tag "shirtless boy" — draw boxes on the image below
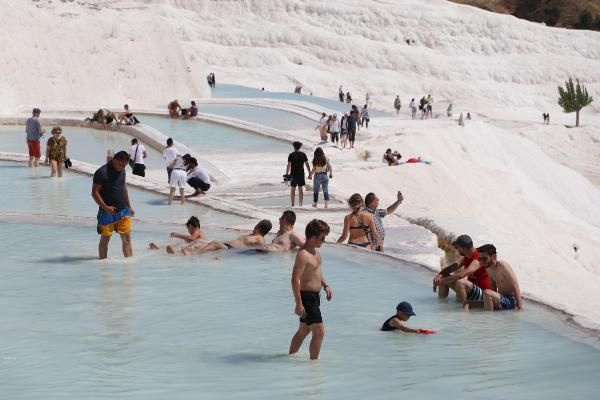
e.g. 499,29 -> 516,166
288,219 -> 332,360
264,211 -> 305,252
149,216 -> 204,254
477,244 -> 523,311
185,219 -> 272,254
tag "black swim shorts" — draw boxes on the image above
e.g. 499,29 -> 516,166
299,291 -> 322,325
290,174 -> 305,187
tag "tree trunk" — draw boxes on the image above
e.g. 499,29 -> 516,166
576,110 -> 580,127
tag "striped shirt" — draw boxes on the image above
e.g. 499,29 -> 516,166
364,207 -> 387,247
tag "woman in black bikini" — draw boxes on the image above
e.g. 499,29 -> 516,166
336,193 -> 383,251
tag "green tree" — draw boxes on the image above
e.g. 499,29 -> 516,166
558,78 -> 593,127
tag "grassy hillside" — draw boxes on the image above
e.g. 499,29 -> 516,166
449,0 -> 600,30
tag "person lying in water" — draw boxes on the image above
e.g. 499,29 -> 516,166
182,219 -> 272,255
264,211 -> 305,252
149,216 -> 204,254
381,301 -> 436,334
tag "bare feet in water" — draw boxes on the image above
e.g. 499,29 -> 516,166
149,242 -> 159,250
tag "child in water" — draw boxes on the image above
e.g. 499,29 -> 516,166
381,301 -> 436,334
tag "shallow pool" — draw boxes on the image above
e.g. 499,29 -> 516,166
140,116 -> 290,154
211,84 -> 390,117
0,125 -> 165,169
0,162 -> 247,227
198,104 -> 313,130
0,219 -> 598,399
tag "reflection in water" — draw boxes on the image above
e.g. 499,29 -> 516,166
88,265 -> 138,380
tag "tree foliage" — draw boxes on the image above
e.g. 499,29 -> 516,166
558,79 -> 593,127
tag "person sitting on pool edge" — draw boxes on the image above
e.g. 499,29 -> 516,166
183,219 -> 272,254
432,234 -> 491,304
463,244 -> 523,312
381,301 -> 436,334
149,216 -> 205,254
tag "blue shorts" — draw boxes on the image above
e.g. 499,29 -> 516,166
97,207 -> 132,236
495,294 -> 516,311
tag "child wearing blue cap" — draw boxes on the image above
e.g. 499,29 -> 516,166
381,301 -> 436,334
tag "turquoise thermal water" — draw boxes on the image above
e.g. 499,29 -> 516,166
0,220 -> 598,399
210,84 -> 391,117
140,116 -> 290,154
0,125 -> 165,168
197,104 -> 314,130
0,162 -> 247,227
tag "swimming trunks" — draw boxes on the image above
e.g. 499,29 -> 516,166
236,248 -> 269,255
348,242 -> 370,248
290,174 -> 305,187
299,291 -> 322,325
495,294 -> 516,311
97,207 -> 132,237
466,283 -> 483,302
27,140 -> 41,158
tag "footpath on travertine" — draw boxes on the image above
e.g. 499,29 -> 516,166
0,108 -> 443,271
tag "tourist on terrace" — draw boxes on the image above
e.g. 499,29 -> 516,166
92,151 -> 135,259
168,100 -> 181,118
363,191 -> 403,252
186,157 -> 211,196
128,138 -> 147,177
337,193 -> 382,251
45,126 -> 68,178
25,107 -> 45,167
308,147 -> 332,209
286,141 -> 310,207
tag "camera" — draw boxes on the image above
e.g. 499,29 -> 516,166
282,174 -> 291,182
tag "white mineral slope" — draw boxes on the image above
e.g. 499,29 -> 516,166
0,0 -> 208,114
161,0 -> 600,115
4,0 -> 600,116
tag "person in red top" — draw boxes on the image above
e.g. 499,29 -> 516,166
432,234 -> 491,303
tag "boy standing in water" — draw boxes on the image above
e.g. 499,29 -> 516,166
289,219 -> 332,360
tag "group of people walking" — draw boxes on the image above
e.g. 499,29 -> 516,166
315,104 -> 369,149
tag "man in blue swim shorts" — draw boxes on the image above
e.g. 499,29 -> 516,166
478,244 -> 523,311
92,151 -> 135,259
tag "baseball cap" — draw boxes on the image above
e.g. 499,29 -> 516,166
32,108 -> 41,113
452,234 -> 473,248
396,301 -> 416,316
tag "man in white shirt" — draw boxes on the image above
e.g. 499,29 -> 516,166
128,138 -> 147,177
186,157 -> 211,196
163,137 -> 180,183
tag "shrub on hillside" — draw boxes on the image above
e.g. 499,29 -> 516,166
557,78 -> 594,127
